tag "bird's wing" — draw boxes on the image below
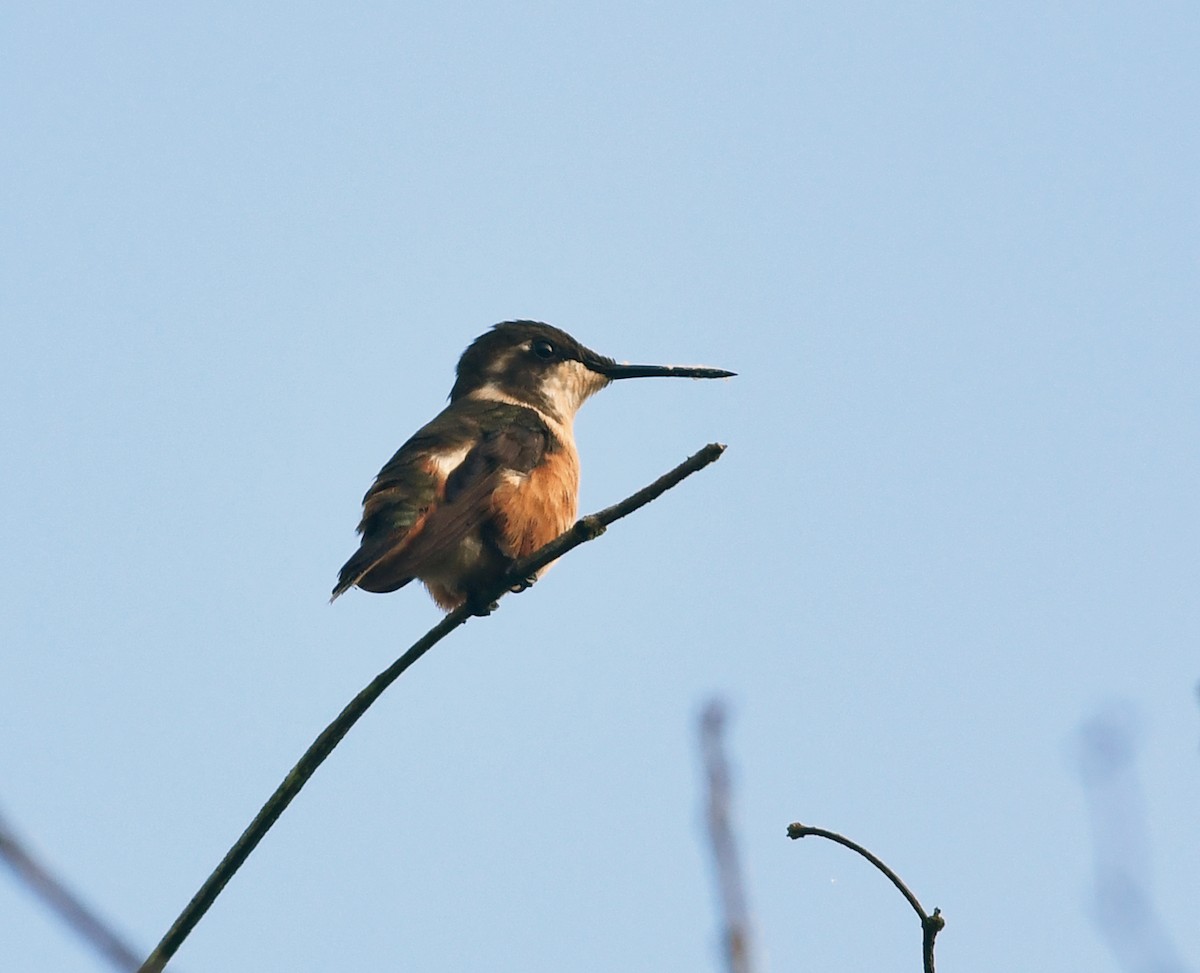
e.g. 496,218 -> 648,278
330,440 -> 445,599
331,401 -> 550,600
402,416 -> 550,571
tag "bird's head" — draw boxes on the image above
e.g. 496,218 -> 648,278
451,320 -> 734,424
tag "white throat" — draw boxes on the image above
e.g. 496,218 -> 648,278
470,359 -> 609,431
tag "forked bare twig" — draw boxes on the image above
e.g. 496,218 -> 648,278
786,821 -> 944,973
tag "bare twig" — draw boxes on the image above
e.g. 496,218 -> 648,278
786,821 -> 944,973
0,807 -> 143,972
137,442 -> 727,973
699,700 -> 754,973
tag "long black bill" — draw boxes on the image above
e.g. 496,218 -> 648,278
601,362 -> 736,380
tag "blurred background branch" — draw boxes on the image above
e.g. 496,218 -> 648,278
0,805 -> 143,972
1075,702 -> 1191,973
699,699 -> 754,973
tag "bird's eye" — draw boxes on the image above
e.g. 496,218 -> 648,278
531,339 -> 555,360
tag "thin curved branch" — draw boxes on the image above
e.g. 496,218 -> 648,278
786,821 -> 944,973
137,442 -> 727,973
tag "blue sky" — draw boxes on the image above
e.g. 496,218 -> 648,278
2,2 -> 1198,971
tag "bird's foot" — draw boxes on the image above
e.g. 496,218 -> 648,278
509,574 -> 538,594
466,596 -> 501,617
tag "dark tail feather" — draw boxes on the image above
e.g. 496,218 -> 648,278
331,544 -> 414,602
330,574 -> 356,602
330,566 -> 358,602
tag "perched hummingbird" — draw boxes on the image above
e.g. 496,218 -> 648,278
332,320 -> 733,612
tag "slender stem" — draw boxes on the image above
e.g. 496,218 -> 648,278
137,443 -> 726,973
923,908 -> 944,973
786,821 -> 944,973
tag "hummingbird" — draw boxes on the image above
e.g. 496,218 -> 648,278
332,320 -> 733,612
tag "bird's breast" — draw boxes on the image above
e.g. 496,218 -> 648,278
492,442 -> 580,559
